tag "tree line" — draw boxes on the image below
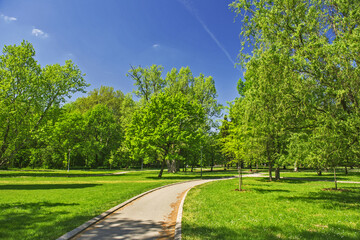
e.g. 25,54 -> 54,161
0,41 -> 225,177
2,1 -> 360,182
220,0 -> 360,187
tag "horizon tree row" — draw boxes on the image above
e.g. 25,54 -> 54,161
0,41 -> 226,176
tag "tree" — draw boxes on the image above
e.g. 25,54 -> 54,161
0,41 -> 88,167
230,0 -> 360,186
127,65 -> 165,103
126,92 -> 205,177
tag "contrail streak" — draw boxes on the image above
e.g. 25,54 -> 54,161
178,0 -> 238,68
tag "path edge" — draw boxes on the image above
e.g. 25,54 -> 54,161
174,187 -> 191,240
174,177 -> 236,240
57,179 -> 207,240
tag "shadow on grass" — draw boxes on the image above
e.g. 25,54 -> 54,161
0,183 -> 100,190
72,217 -> 174,240
0,201 -> 81,239
278,187 -> 360,210
251,188 -> 290,194
0,171 -> 126,178
146,175 -> 236,180
255,178 -> 310,184
182,223 -> 360,240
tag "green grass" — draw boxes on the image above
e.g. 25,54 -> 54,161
280,169 -> 360,182
182,177 -> 360,240
0,168 -> 238,240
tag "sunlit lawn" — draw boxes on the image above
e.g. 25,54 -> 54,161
182,176 -> 360,240
281,169 -> 360,182
0,168 -> 238,240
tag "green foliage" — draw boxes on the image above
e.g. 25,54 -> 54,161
126,92 -> 206,177
127,65 -> 222,174
0,41 -> 88,167
226,0 -> 360,182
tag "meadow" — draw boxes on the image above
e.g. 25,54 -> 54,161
182,169 -> 360,240
1,168 -> 359,239
0,168 -> 237,239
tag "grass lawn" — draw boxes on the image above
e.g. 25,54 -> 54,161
0,168 -> 238,240
182,176 -> 360,240
280,169 -> 360,182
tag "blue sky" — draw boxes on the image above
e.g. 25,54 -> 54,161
0,0 -> 243,105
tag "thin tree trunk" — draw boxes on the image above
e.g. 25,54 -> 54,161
345,166 -> 348,175
275,167 -> 280,180
334,167 -> 337,190
238,161 -> 243,191
211,156 -> 214,172
158,160 -> 166,178
268,162 -> 273,181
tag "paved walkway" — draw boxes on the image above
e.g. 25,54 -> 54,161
71,179 -> 218,240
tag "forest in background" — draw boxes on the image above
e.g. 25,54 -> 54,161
1,0 -> 360,180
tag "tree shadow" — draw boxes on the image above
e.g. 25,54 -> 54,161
182,222 -> 360,240
0,183 -> 100,190
255,178 -> 309,184
0,171 -> 125,178
73,217 -> 173,240
251,188 -> 290,194
280,179 -> 307,184
146,175 -> 236,180
277,187 -> 360,210
0,201 -> 80,239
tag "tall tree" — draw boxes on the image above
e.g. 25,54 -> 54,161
125,92 -> 205,177
230,0 -> 360,186
127,65 -> 165,103
0,41 -> 88,167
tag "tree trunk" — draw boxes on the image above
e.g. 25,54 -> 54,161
238,161 -> 243,191
211,156 -> 214,172
294,161 -> 298,172
275,167 -> 280,180
345,166 -> 348,175
268,162 -> 273,181
158,160 -> 166,178
334,167 -> 337,190
317,169 -> 322,176
167,160 -> 176,173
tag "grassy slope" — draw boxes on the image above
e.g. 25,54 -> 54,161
182,176 -> 360,240
0,169 -> 238,240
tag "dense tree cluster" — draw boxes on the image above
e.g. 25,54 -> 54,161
3,1 -> 359,183
221,0 -> 360,186
0,42 -> 224,177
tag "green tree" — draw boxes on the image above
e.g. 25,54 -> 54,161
0,41 -> 87,167
230,0 -> 360,186
126,92 -> 205,177
127,65 -> 165,103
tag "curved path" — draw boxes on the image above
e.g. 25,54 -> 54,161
69,179 -> 220,240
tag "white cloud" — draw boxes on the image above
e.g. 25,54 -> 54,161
1,14 -> 17,22
152,44 -> 160,49
32,28 -> 49,38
